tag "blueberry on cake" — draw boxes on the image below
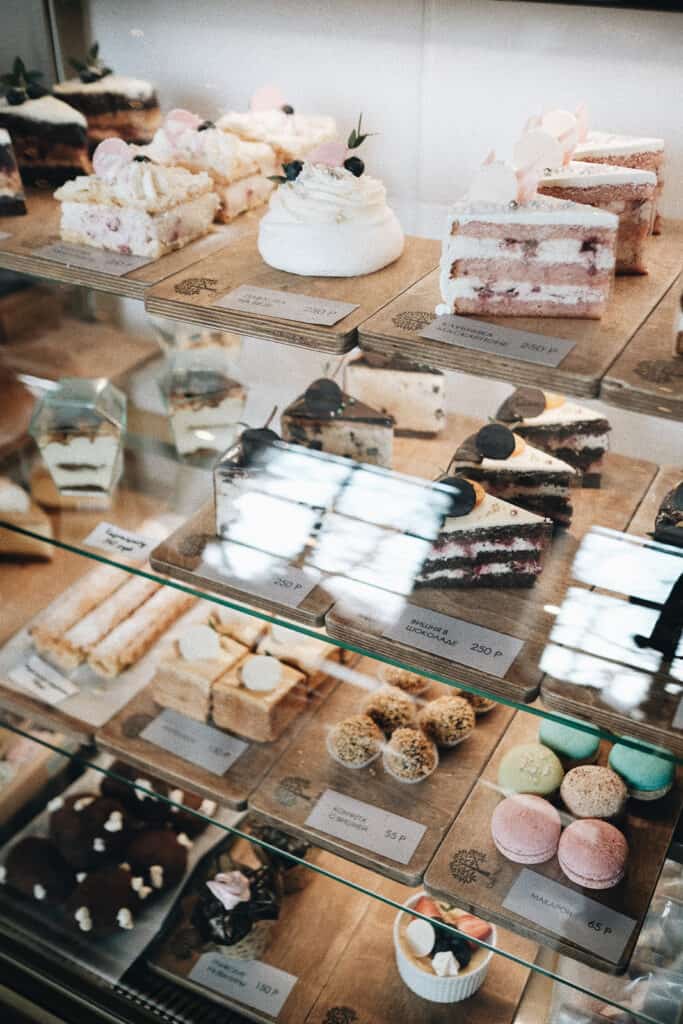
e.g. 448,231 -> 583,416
0,129 -> 26,215
54,43 -> 161,145
450,423 -> 576,528
345,353 -> 446,436
496,386 -> 611,481
416,476 -> 552,588
654,482 -> 683,548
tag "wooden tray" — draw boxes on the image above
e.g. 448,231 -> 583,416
357,222 -> 683,398
96,651 -> 348,811
145,234 -> 440,354
601,271 -> 683,421
424,709 -> 683,973
0,191 -> 260,301
249,665 -> 515,885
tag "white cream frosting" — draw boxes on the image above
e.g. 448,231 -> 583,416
54,74 -> 156,100
542,160 -> 656,189
440,491 -> 549,534
447,277 -> 608,307
147,124 -> 274,181
217,109 -> 335,158
0,129 -> 10,145
456,439 -> 576,476
266,163 -> 391,225
55,159 -> 213,212
516,398 -> 606,427
447,194 -> 618,229
447,235 -> 615,271
0,94 -> 87,127
574,130 -> 664,159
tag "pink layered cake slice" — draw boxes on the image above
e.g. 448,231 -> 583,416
440,194 -> 618,318
538,161 -> 656,275
574,130 -> 665,234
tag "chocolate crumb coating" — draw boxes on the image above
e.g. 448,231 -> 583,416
2,836 -> 74,904
327,714 -> 384,768
382,727 -> 438,782
418,695 -> 475,747
362,686 -> 416,735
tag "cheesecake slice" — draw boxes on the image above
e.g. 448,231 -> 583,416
345,354 -> 446,436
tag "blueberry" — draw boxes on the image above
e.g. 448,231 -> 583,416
133,154 -> 152,163
450,937 -> 472,968
344,156 -> 365,177
197,120 -> 215,132
283,160 -> 303,181
431,920 -> 453,956
6,87 -> 27,106
79,69 -> 100,84
281,104 -> 294,115
26,82 -> 48,99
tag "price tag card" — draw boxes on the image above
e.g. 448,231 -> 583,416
9,656 -> 79,706
383,604 -> 523,677
189,953 -> 297,1017
0,232 -> 10,242
305,788 -> 426,865
84,522 -> 157,563
214,285 -> 358,327
141,709 -> 248,776
33,241 -> 150,276
420,315 -> 575,368
200,551 -> 321,610
503,869 -> 635,964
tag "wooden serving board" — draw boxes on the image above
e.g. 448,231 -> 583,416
541,464 -> 683,755
249,665 -> 515,885
0,191 -> 260,301
358,222 -> 683,398
424,709 -> 683,973
601,272 -> 683,421
96,651 -> 348,811
145,234 -> 440,354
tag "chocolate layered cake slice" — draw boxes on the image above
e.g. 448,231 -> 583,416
281,378 -> 394,468
574,130 -> 665,234
654,482 -> 683,548
496,386 -> 611,482
439,195 -> 618,318
0,95 -> 90,187
345,353 -> 446,436
0,129 -> 26,215
417,476 -> 552,588
450,423 -> 577,528
538,161 -> 656,275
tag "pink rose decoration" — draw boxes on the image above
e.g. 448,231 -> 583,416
206,871 -> 251,911
250,85 -> 286,112
93,138 -> 133,180
165,108 -> 202,141
307,140 -> 348,168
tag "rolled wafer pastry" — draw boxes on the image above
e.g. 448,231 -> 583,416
88,588 -> 196,678
55,574 -> 162,671
30,562 -> 128,658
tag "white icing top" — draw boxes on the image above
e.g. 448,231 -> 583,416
447,193 -> 618,229
54,159 -> 214,213
456,438 -> 576,476
0,129 -> 9,145
0,477 -> 31,514
146,122 -> 273,179
574,130 -> 664,159
54,74 -> 155,100
542,160 -> 656,189
217,109 -> 335,155
515,397 -> 606,427
442,491 -> 549,533
0,94 -> 87,127
265,162 -> 392,225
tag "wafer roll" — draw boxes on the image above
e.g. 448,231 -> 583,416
30,563 -> 128,658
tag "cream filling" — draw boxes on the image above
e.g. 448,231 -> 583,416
431,537 -> 539,559
419,560 -> 542,581
55,74 -> 155,100
541,160 -> 656,189
574,131 -> 664,159
519,400 -> 605,427
446,235 -> 615,271
447,194 -> 619,229
40,434 -> 120,492
169,394 -> 246,455
217,174 -> 274,219
538,431 -> 609,452
446,277 -> 607,305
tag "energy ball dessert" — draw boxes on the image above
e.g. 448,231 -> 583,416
258,115 -> 404,277
491,793 -> 561,864
65,864 -> 138,936
557,818 -> 628,890
382,727 -> 438,783
461,691 -> 497,715
362,685 -> 417,736
560,765 -> 628,819
327,714 -> 384,769
378,664 -> 432,697
1,836 -> 74,903
497,742 -> 564,796
418,695 -> 476,748
192,865 -> 281,960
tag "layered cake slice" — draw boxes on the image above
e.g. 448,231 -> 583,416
654,482 -> 683,548
345,354 -> 446,436
281,378 -> 394,468
417,476 -> 552,588
218,85 -> 336,163
146,109 -> 276,223
496,386 -> 611,481
54,43 -> 161,145
212,653 -> 307,742
54,139 -> 218,258
538,161 -> 656,274
450,423 -> 576,527
0,130 -> 26,215
0,92 -> 90,187
574,130 -> 665,234
159,366 -> 247,456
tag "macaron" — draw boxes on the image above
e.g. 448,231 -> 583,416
539,716 -> 600,766
557,819 -> 628,890
608,742 -> 675,802
560,766 -> 628,820
491,794 -> 561,865
497,742 -> 564,796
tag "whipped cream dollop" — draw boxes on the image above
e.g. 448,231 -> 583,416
148,121 -> 272,180
54,158 -> 213,212
0,94 -> 87,127
266,163 -> 391,226
54,74 -> 155,100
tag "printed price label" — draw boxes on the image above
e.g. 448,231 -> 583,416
84,522 -> 156,563
383,604 -> 523,677
420,315 -> 575,368
503,869 -> 635,964
189,953 -> 297,1017
0,232 -> 10,242
9,656 -> 79,706
33,241 -> 150,276
141,709 -> 248,775
305,788 -> 426,864
214,285 -> 359,327
200,556 -> 321,609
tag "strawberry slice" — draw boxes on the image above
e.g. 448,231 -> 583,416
414,895 -> 441,919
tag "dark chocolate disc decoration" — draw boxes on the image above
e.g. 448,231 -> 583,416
450,433 -> 482,466
241,426 -> 280,464
673,483 -> 683,510
497,386 -> 546,422
304,378 -> 343,416
475,423 -> 516,460
439,476 -> 477,517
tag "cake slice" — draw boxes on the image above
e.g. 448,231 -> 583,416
54,141 -> 218,259
345,354 -> 446,436
256,624 -> 332,678
496,386 -> 611,481
439,194 -> 618,318
0,476 -> 53,561
417,477 -> 552,588
160,367 -> 247,456
450,423 -> 576,528
0,94 -> 90,187
654,482 -> 683,548
281,378 -> 394,468
538,161 -> 656,274
0,130 -> 26,215
574,130 -> 665,234
218,86 -> 335,163
212,653 -> 307,742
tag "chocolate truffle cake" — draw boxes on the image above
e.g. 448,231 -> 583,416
496,386 -> 611,481
1,836 -> 74,903
65,865 -> 138,936
126,829 -> 192,894
417,476 -> 552,588
654,482 -> 683,548
0,129 -> 26,215
100,760 -> 171,825
192,864 -> 281,960
450,423 -> 576,527
48,793 -> 132,870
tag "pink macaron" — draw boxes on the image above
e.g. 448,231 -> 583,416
491,794 -> 561,864
557,819 -> 628,890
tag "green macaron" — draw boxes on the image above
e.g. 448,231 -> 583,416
539,715 -> 600,765
608,741 -> 675,801
498,742 -> 564,796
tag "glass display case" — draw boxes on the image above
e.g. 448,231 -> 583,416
0,2 -> 681,1022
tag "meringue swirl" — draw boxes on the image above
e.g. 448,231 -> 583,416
267,163 -> 390,225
